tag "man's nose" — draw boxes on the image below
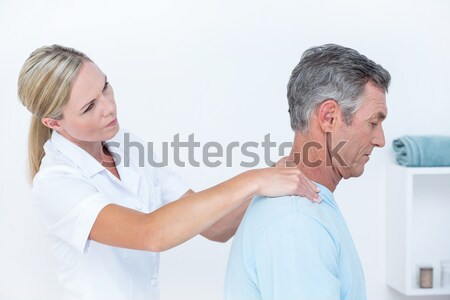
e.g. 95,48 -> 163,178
372,124 -> 386,148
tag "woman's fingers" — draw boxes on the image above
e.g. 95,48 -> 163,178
275,157 -> 320,202
301,169 -> 321,200
288,169 -> 320,203
297,172 -> 321,203
255,157 -> 321,203
275,156 -> 296,168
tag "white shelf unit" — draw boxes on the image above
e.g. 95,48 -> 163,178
386,165 -> 450,296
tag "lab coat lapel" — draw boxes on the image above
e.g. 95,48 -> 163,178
50,130 -> 104,177
104,133 -> 142,195
51,130 -> 141,195
114,161 -> 141,195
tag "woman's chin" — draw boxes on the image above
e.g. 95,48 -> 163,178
104,123 -> 120,140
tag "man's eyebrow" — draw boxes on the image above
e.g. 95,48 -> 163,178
371,112 -> 386,121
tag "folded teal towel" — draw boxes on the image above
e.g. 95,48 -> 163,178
393,136 -> 450,167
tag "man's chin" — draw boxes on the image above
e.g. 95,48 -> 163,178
342,165 -> 365,179
352,166 -> 365,178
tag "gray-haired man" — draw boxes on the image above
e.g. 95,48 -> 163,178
224,44 -> 391,300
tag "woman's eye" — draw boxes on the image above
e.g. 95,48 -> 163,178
84,103 -> 94,113
103,81 -> 109,92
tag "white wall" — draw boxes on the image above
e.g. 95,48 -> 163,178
1,0 -> 449,299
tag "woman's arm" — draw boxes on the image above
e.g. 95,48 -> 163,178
197,158 -> 321,242
89,164 -> 319,252
196,190 -> 251,243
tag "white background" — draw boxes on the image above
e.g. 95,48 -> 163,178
1,0 -> 449,299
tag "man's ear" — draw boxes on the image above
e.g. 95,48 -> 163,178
317,100 -> 339,132
42,117 -> 63,132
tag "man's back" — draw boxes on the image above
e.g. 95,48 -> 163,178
224,184 -> 366,300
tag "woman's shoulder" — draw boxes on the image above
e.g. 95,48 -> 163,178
34,160 -> 86,187
39,144 -> 80,175
35,141 -> 90,189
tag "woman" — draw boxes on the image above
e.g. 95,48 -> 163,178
18,45 -> 320,300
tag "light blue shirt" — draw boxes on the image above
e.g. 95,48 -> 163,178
224,183 -> 366,300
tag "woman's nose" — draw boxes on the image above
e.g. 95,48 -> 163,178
99,94 -> 116,117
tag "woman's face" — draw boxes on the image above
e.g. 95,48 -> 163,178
53,61 -> 119,147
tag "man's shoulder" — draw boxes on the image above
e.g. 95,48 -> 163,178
233,195 -> 340,263
246,194 -> 332,225
242,193 -> 341,242
248,195 -> 297,215
237,195 -> 335,243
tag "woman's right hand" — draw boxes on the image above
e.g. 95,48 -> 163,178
249,157 -> 321,203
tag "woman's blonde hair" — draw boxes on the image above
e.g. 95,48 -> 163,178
18,45 -> 92,180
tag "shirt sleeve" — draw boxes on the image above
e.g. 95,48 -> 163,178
32,166 -> 112,254
150,152 -> 190,205
251,214 -> 341,300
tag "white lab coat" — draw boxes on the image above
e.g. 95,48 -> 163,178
32,128 -> 189,300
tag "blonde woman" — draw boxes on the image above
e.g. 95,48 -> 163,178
18,45 -> 320,300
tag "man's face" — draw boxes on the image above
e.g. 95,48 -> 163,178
332,81 -> 387,179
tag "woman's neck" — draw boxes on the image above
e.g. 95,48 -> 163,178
58,130 -> 104,162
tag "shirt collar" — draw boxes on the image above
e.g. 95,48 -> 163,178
48,130 -> 141,195
48,130 -> 105,177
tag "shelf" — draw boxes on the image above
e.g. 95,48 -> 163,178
403,288 -> 450,296
386,164 -> 450,296
390,165 -> 450,175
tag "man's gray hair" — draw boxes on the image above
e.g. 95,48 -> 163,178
287,44 -> 391,132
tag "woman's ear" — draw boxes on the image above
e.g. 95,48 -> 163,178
317,100 -> 339,132
42,117 -> 63,132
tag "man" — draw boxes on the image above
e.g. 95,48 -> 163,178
224,44 -> 391,300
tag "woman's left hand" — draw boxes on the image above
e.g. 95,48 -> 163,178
250,157 -> 321,203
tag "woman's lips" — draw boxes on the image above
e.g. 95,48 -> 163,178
107,119 -> 117,127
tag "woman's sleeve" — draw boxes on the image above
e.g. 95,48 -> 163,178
149,153 -> 190,205
32,166 -> 112,254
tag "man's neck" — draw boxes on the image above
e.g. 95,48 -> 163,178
288,130 -> 342,192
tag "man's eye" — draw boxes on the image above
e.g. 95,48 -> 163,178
371,122 -> 378,128
84,103 -> 94,113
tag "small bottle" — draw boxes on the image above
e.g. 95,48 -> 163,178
419,266 -> 433,288
441,260 -> 450,288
